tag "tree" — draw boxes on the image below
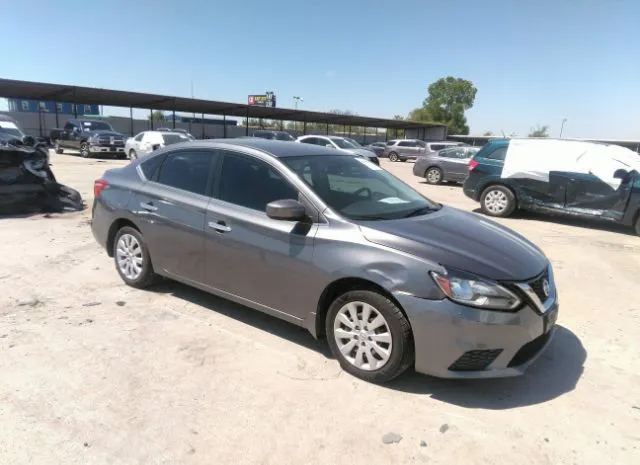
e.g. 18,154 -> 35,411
408,76 -> 477,135
483,131 -> 493,136
528,125 -> 549,138
393,115 -> 404,120
149,110 -> 165,122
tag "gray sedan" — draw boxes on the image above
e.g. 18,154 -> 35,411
413,146 -> 480,184
91,139 -> 557,383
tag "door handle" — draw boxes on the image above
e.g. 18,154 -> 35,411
208,221 -> 231,233
140,202 -> 157,212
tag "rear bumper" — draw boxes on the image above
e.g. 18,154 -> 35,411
413,160 -> 428,177
394,293 -> 558,379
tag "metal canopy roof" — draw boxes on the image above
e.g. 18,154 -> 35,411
0,78 -> 443,130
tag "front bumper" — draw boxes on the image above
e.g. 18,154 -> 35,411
90,144 -> 125,154
394,293 -> 558,378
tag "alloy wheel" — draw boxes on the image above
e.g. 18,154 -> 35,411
426,168 -> 442,184
484,189 -> 508,214
333,301 -> 393,371
116,233 -> 144,280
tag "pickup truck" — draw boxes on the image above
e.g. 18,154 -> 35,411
52,119 -> 126,158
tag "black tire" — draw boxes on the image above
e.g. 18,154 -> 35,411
634,214 -> 640,236
388,152 -> 399,162
80,142 -> 90,158
425,167 -> 443,185
326,289 -> 414,383
129,149 -> 137,160
112,226 -> 158,289
54,141 -> 63,154
480,185 -> 516,217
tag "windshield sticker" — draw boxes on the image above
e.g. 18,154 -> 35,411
354,157 -> 382,170
379,197 -> 410,204
0,122 -> 19,129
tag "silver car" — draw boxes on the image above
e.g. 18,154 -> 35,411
124,130 -> 192,159
384,140 -> 464,162
296,135 -> 379,165
91,139 -> 557,383
413,146 -> 480,184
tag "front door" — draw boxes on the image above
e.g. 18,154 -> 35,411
134,150 -> 217,283
204,151 -> 319,322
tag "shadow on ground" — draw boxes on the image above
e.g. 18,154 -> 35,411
472,207 -> 635,236
154,281 -> 585,409
387,325 -> 586,409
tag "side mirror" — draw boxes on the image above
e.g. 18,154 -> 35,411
266,199 -> 307,221
613,168 -> 629,180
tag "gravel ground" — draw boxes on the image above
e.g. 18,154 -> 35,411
0,152 -> 638,465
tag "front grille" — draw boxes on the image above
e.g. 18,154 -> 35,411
97,137 -> 124,145
449,349 -> 503,372
529,271 -> 549,302
507,332 -> 551,367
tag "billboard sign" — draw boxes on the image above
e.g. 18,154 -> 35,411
248,92 -> 276,108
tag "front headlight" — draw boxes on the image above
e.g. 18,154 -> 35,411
89,134 -> 100,143
430,268 -> 521,311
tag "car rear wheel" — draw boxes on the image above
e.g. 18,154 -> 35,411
326,289 -> 414,383
425,167 -> 443,185
480,185 -> 516,217
79,142 -> 90,158
113,226 -> 158,289
388,152 -> 399,162
129,149 -> 137,160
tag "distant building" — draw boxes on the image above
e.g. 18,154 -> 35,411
7,99 -> 100,116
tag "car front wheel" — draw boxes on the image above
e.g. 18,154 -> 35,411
480,185 -> 516,217
80,142 -> 90,158
54,141 -> 63,154
113,226 -> 158,288
129,149 -> 137,160
326,290 -> 414,383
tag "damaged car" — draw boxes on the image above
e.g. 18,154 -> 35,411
463,138 -> 640,235
0,141 -> 84,215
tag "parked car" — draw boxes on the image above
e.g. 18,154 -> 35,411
125,130 -> 192,159
92,139 -> 558,383
156,127 -> 196,140
463,138 -> 640,235
252,130 -> 295,141
0,114 -> 48,147
413,146 -> 480,184
53,119 -> 126,158
363,141 -> 387,157
296,135 -> 379,165
383,140 -> 463,162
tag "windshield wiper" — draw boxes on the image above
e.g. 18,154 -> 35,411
402,206 -> 440,218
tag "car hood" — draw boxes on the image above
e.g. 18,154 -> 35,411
357,206 -> 548,281
85,130 -> 124,137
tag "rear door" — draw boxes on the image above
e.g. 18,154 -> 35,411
438,148 -> 469,181
203,151 -> 319,322
134,149 -> 218,284
396,140 -> 418,158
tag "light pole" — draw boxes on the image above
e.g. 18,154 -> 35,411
559,118 -> 567,138
293,96 -> 303,133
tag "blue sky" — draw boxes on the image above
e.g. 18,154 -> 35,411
1,0 -> 638,138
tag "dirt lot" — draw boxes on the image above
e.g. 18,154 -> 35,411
1,153 -> 639,465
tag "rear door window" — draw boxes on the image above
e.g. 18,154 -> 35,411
398,141 -> 417,147
155,151 -> 216,195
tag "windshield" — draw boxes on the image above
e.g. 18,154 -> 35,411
344,138 -> 362,147
275,132 -> 295,141
162,133 -> 191,145
82,121 -> 113,131
284,155 -> 440,220
0,121 -> 25,139
330,137 -> 358,149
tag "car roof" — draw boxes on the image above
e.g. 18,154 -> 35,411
0,114 -> 18,122
197,138 -> 352,158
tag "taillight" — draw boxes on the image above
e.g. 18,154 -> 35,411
94,179 -> 109,198
468,159 -> 479,171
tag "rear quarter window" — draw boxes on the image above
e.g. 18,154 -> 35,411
140,154 -> 164,180
484,147 -> 507,161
